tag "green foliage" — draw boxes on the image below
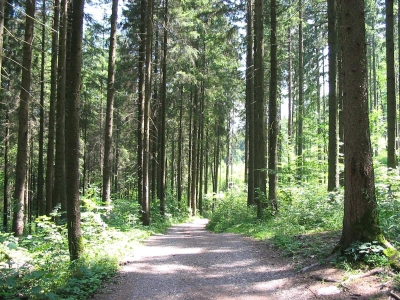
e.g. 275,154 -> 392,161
208,183 -> 343,259
206,188 -> 257,232
333,241 -> 389,269
0,186 -> 189,299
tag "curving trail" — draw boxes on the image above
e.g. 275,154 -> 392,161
90,219 -> 384,300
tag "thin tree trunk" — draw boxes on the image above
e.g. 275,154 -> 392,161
245,0 -> 254,199
158,0 -> 168,215
177,86 -> 183,206
268,0 -> 278,211
254,0 -> 266,217
142,0 -> 153,225
137,0 -> 146,209
328,0 -> 339,191
190,86 -> 198,216
12,0 -> 35,236
3,109 -> 9,231
296,0 -> 304,179
102,0 -> 118,204
386,0 -> 396,168
54,0 -> 68,212
45,0 -> 59,216
37,0 -> 46,215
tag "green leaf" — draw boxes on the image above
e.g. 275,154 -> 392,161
31,286 -> 43,295
46,292 -> 58,300
7,242 -> 18,250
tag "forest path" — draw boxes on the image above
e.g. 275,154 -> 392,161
90,219 -> 387,300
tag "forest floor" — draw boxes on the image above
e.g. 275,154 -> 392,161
90,219 -> 396,300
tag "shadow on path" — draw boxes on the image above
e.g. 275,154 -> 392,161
90,219 -> 344,300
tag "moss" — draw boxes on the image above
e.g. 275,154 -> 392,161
382,241 -> 400,270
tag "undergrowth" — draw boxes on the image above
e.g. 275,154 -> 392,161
207,183 -> 343,261
208,166 -> 400,269
0,188 -> 190,300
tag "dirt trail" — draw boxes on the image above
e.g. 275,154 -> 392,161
91,219 -> 390,300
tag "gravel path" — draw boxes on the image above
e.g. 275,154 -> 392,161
90,219 -> 387,300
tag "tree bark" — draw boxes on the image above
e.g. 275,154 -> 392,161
65,0 -> 85,260
45,0 -> 59,216
37,0 -> 46,216
254,0 -> 266,217
328,0 -> 339,191
296,0 -> 304,179
54,0 -> 68,213
158,0 -> 168,215
339,0 -> 383,250
12,0 -> 35,236
102,0 -> 118,204
142,0 -> 153,225
386,0 -> 396,169
268,0 -> 278,211
3,109 -> 9,231
246,0 -> 255,206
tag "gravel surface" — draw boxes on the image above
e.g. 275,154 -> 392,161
90,219 -> 390,300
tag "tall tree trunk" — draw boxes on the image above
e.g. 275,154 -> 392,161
37,0 -> 46,215
198,82 -> 205,214
54,0 -> 68,212
246,0 -> 255,206
65,0 -> 84,260
190,86 -> 198,216
254,0 -> 266,217
386,0 -> 396,169
0,0 -> 5,231
137,0 -> 146,209
3,109 -> 9,231
268,0 -> 278,211
296,0 -> 304,179
339,0 -> 383,250
177,86 -> 183,206
288,28 -> 293,142
158,0 -> 168,215
45,0 -> 59,216
12,0 -> 35,236
328,0 -> 339,191
142,0 -> 153,225
102,0 -> 118,204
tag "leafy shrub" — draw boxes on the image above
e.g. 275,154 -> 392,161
341,241 -> 389,267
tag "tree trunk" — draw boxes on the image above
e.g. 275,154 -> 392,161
65,0 -> 85,260
190,86 -> 198,216
37,0 -> 46,215
254,0 -> 266,217
339,0 -> 383,250
268,0 -> 278,211
12,0 -> 35,236
296,0 -> 304,179
3,109 -> 9,231
54,0 -> 68,212
246,0 -> 255,206
137,0 -> 146,209
158,0 -> 168,215
102,0 -> 118,204
142,0 -> 153,225
328,0 -> 339,191
386,0 -> 396,169
177,86 -> 183,206
45,0 -> 59,216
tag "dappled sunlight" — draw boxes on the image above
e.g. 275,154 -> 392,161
95,219 -> 301,300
